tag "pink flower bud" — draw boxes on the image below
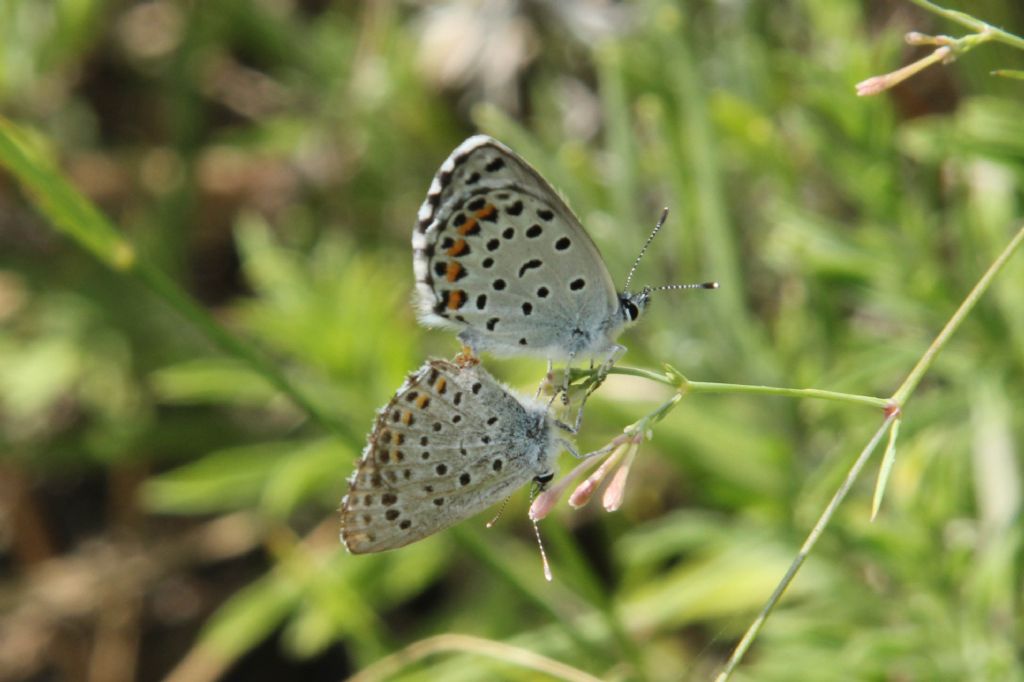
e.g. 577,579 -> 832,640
529,456 -> 601,521
602,440 -> 640,512
569,442 -> 628,509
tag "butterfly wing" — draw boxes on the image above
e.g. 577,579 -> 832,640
412,137 -> 621,359
340,359 -> 559,554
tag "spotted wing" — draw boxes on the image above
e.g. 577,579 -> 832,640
340,359 -> 558,554
412,137 -> 620,359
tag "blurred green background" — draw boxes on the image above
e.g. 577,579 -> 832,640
1,1 -> 1023,680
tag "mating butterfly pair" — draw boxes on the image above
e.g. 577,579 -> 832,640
341,136 -> 715,554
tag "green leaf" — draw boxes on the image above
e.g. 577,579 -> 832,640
262,439 -> 352,517
871,418 -> 900,521
992,69 -> 1024,80
141,442 -> 295,514
200,570 -> 299,661
0,117 -> 135,270
150,358 -> 279,405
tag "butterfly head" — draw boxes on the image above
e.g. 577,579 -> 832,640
618,208 -> 719,329
618,289 -> 652,328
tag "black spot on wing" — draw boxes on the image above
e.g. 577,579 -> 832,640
518,259 -> 542,277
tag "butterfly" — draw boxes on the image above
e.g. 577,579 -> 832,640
340,357 -> 566,554
410,136 -> 716,396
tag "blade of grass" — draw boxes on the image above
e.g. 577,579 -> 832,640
345,633 -> 604,682
655,8 -> 776,380
0,116 -> 355,443
871,419 -> 901,521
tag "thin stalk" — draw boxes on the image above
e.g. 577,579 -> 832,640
687,381 -> 888,409
891,225 -> 1024,406
718,223 -> 1024,680
588,366 -> 888,411
906,0 -> 1024,51
632,393 -> 683,429
715,413 -> 898,682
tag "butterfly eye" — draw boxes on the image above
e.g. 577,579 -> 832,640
534,471 -> 554,487
624,301 -> 640,321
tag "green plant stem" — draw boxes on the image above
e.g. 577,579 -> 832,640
907,0 -> 1024,51
687,381 -> 887,409
714,413 -> 899,682
717,223 -> 1024,681
597,366 -> 888,410
890,225 -> 1024,406
631,393 -> 683,430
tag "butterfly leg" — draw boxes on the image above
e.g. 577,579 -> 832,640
454,344 -> 480,367
535,359 -> 555,399
552,418 -> 580,442
598,344 -> 626,380
570,345 -> 626,432
561,352 -> 577,406
546,353 -> 576,410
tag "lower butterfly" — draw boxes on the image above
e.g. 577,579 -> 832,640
339,357 -> 569,555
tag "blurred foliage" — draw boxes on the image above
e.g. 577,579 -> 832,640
1,1 -> 1023,681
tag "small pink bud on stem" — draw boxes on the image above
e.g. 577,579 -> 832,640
569,441 -> 631,508
602,437 -> 641,512
529,454 -> 603,521
856,46 -> 953,96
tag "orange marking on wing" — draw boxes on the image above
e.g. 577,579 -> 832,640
457,218 -> 478,235
435,377 -> 447,392
447,239 -> 468,257
415,394 -> 429,409
454,346 -> 479,367
476,204 -> 497,220
401,411 -> 412,425
446,262 -> 463,282
447,290 -> 464,310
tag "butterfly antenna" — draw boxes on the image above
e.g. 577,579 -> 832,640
649,281 -> 719,292
624,207 -> 670,291
486,496 -> 511,528
527,481 -> 554,581
533,518 -> 553,582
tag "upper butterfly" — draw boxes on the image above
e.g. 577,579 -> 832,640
412,135 -> 675,363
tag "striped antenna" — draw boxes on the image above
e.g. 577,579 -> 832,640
533,518 -> 553,582
625,208 -> 720,293
650,281 -> 719,292
624,207 -> 670,291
